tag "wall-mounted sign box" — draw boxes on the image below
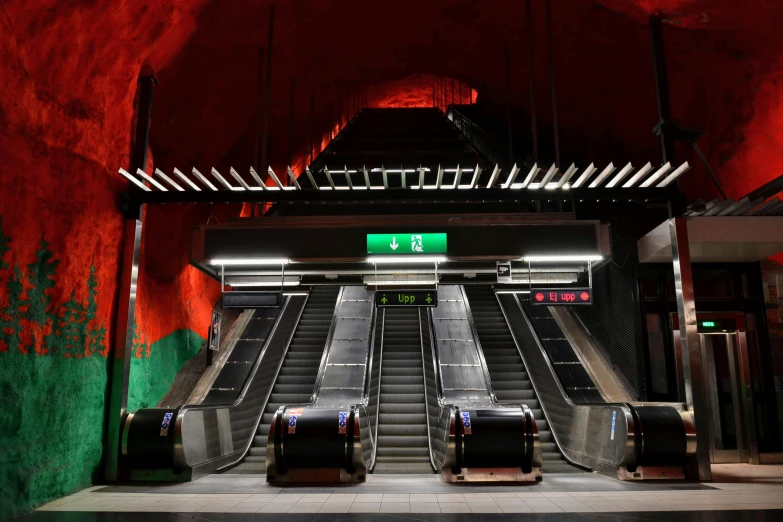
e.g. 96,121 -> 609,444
376,290 -> 438,307
367,233 -> 447,255
531,288 -> 593,305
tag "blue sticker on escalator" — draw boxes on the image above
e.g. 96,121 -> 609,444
461,411 -> 472,435
338,411 -> 348,434
611,411 -> 616,441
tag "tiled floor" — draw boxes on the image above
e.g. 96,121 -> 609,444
33,466 -> 783,515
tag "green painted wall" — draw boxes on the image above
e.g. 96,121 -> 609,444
127,329 -> 205,412
0,217 -> 204,520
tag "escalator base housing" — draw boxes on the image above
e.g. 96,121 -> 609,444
617,466 -> 686,481
442,467 -> 542,483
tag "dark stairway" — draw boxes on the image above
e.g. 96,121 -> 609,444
465,286 -> 581,473
231,286 -> 340,473
374,308 -> 433,474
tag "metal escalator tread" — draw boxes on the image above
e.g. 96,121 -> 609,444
230,286 -> 340,474
374,308 -> 433,474
464,286 -> 584,473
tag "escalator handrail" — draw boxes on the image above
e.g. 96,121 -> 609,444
426,307 -> 448,406
502,293 -> 635,469
371,309 -> 385,453
173,294 -> 302,469
361,302 -> 378,406
459,285 -> 499,405
418,308 -> 438,472
309,286 -> 347,404
426,307 -> 445,405
215,294 -> 311,471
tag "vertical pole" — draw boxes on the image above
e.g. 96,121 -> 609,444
338,92 -> 342,131
260,3 -> 275,176
545,0 -> 560,168
526,0 -> 538,164
253,47 -> 265,172
287,78 -> 296,168
106,74 -> 155,481
309,93 -> 315,164
649,15 -> 674,165
505,49 -> 514,169
670,218 -> 712,481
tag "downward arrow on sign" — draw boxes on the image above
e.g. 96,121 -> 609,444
390,237 -> 398,250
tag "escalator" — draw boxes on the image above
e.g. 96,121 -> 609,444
374,308 -> 433,474
464,286 -> 581,473
232,286 -> 340,473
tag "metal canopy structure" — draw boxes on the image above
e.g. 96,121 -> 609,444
685,173 -> 783,217
116,159 -> 691,204
638,216 -> 783,263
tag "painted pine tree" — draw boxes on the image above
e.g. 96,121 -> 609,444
0,216 -> 9,269
86,266 -> 107,356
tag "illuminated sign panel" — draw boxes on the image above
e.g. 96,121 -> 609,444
366,233 -> 447,255
531,288 -> 593,306
375,290 -> 438,307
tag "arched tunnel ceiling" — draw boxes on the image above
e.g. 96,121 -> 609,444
3,0 -> 783,200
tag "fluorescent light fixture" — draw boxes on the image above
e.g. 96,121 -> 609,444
210,258 -> 290,266
495,290 -> 531,294
366,280 -> 437,285
283,291 -> 310,296
367,256 -> 447,264
522,254 -> 603,262
229,281 -> 300,287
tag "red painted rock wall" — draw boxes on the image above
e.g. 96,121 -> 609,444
1,0 -> 783,513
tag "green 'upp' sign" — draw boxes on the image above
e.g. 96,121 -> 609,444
366,233 -> 447,255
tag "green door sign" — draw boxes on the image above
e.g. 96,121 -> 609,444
366,233 -> 447,255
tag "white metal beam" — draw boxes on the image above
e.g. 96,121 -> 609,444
173,168 -> 201,191
154,168 -> 184,191
118,168 -> 151,191
136,168 -> 168,191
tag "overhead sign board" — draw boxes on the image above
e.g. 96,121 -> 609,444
367,233 -> 447,255
531,288 -> 593,306
496,261 -> 512,284
376,290 -> 438,307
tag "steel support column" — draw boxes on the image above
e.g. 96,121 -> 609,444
106,73 -> 154,481
670,217 -> 712,480
105,217 -> 142,481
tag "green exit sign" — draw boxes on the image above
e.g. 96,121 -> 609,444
367,233 -> 447,254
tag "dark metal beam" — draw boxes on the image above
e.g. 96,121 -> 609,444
505,48 -> 514,169
260,3 -> 275,175
133,187 -> 668,205
526,0 -> 538,164
649,15 -> 674,165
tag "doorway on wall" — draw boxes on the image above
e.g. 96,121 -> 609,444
672,313 -> 760,464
